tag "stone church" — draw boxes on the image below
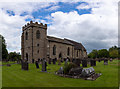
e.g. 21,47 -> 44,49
21,21 -> 87,63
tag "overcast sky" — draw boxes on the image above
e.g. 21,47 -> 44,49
0,0 -> 118,53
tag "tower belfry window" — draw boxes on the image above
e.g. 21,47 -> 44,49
36,30 -> 40,39
25,32 -> 28,40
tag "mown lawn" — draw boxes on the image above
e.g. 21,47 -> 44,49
2,60 -> 119,87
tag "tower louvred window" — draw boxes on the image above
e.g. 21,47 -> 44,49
36,30 -> 40,39
26,32 -> 28,40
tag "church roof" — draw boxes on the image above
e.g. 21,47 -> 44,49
47,36 -> 86,51
47,36 -> 73,45
64,38 -> 86,51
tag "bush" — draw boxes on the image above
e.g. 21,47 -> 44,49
63,62 -> 77,74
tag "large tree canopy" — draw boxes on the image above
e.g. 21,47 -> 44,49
88,46 -> 118,58
8,52 -> 21,61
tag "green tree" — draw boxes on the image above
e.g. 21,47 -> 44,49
0,34 -> 8,61
88,49 -> 98,59
109,46 -> 118,58
98,49 -> 109,58
8,52 -> 21,61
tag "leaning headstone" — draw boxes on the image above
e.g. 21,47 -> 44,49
82,60 -> 87,67
42,60 -> 47,71
35,61 -> 39,69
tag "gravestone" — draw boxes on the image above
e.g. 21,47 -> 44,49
110,58 -> 112,62
58,59 -> 61,65
17,59 -> 22,64
21,60 -> 28,70
53,59 -> 56,64
57,67 -> 64,74
48,58 -> 51,64
32,59 -> 34,63
90,60 -> 96,66
104,59 -> 108,65
81,67 -> 95,77
82,60 -> 87,67
65,59 -> 68,66
42,59 -> 47,71
98,59 -> 101,62
35,61 -> 39,69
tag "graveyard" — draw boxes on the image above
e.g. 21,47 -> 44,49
1,59 -> 119,87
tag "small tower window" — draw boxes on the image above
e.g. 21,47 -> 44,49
67,47 -> 70,56
36,30 -> 40,39
25,32 -> 28,40
37,44 -> 39,47
37,50 -> 39,53
53,45 -> 56,55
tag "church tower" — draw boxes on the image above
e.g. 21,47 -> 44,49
21,21 -> 47,63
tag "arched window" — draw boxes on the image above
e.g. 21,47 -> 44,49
26,53 -> 28,61
36,30 -> 40,39
25,32 -> 28,40
53,45 -> 56,55
67,47 -> 70,56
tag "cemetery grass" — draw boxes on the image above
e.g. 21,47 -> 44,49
2,60 -> 119,87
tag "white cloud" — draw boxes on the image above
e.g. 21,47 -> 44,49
45,5 -> 60,11
0,0 -> 119,53
76,3 -> 90,10
0,2 -> 56,53
48,0 -> 118,52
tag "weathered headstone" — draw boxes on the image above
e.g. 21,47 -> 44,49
21,60 -> 28,70
104,59 -> 108,65
65,59 -> 68,66
53,59 -> 56,64
98,59 -> 101,62
110,58 -> 112,62
48,58 -> 51,64
32,59 -> 34,63
58,59 -> 61,65
82,60 -> 87,67
35,61 -> 39,69
81,67 -> 95,77
57,67 -> 64,74
42,59 -> 47,71
90,60 -> 96,66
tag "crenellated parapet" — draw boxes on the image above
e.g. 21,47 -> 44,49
22,21 -> 47,31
